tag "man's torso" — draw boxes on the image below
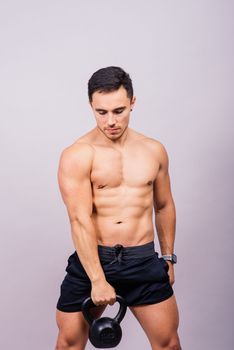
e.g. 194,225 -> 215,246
74,128 -> 161,246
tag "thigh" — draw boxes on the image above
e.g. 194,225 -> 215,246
129,295 -> 180,348
55,305 -> 107,347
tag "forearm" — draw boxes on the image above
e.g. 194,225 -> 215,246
70,217 -> 106,284
155,202 -> 176,255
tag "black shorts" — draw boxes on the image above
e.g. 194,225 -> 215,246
56,241 -> 174,313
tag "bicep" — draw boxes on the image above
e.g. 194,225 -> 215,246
57,145 -> 93,223
153,143 -> 173,211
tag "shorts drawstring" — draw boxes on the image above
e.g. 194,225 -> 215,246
109,244 -> 124,265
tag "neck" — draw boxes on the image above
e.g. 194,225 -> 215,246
95,126 -> 130,148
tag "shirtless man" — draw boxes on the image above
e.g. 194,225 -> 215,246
55,66 -> 181,350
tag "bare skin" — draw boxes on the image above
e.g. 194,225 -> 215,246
55,86 -> 181,349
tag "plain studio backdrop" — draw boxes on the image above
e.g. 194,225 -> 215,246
0,1 -> 233,349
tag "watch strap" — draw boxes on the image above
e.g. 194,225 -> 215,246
162,254 -> 177,264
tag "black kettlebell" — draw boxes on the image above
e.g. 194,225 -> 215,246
81,295 -> 127,348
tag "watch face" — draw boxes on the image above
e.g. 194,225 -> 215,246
172,254 -> 177,263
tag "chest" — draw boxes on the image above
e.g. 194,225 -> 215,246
90,145 -> 160,188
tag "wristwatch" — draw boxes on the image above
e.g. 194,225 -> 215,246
162,254 -> 177,264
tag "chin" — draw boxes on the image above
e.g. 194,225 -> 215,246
106,134 -> 120,139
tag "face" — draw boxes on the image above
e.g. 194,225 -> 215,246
90,85 -> 136,141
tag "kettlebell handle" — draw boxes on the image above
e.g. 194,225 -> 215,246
81,295 -> 127,325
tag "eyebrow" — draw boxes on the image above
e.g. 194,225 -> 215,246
95,106 -> 127,112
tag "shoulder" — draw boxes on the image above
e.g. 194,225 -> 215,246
140,137 -> 169,171
136,133 -> 168,158
129,128 -> 169,160
58,141 -> 95,174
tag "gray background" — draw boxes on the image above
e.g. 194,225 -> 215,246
0,0 -> 233,349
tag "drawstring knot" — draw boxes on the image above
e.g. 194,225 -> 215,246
109,244 -> 124,265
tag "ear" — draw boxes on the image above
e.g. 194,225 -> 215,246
130,96 -> 136,110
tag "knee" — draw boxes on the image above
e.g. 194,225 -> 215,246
168,346 -> 181,350
55,334 -> 87,350
55,341 -> 83,350
55,344 -> 68,350
55,342 -> 69,350
55,340 -> 75,350
167,339 -> 182,350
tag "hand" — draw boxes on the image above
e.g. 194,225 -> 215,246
166,261 -> 175,285
91,279 -> 116,306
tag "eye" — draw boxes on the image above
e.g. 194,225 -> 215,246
99,111 -> 106,115
114,110 -> 124,114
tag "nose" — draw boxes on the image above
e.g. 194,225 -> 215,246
107,113 -> 116,127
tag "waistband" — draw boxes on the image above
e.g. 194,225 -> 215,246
97,241 -> 156,265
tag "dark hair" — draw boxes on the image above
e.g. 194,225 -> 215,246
88,66 -> 134,103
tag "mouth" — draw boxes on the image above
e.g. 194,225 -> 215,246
106,128 -> 120,133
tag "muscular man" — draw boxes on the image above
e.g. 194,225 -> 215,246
55,66 -> 181,350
